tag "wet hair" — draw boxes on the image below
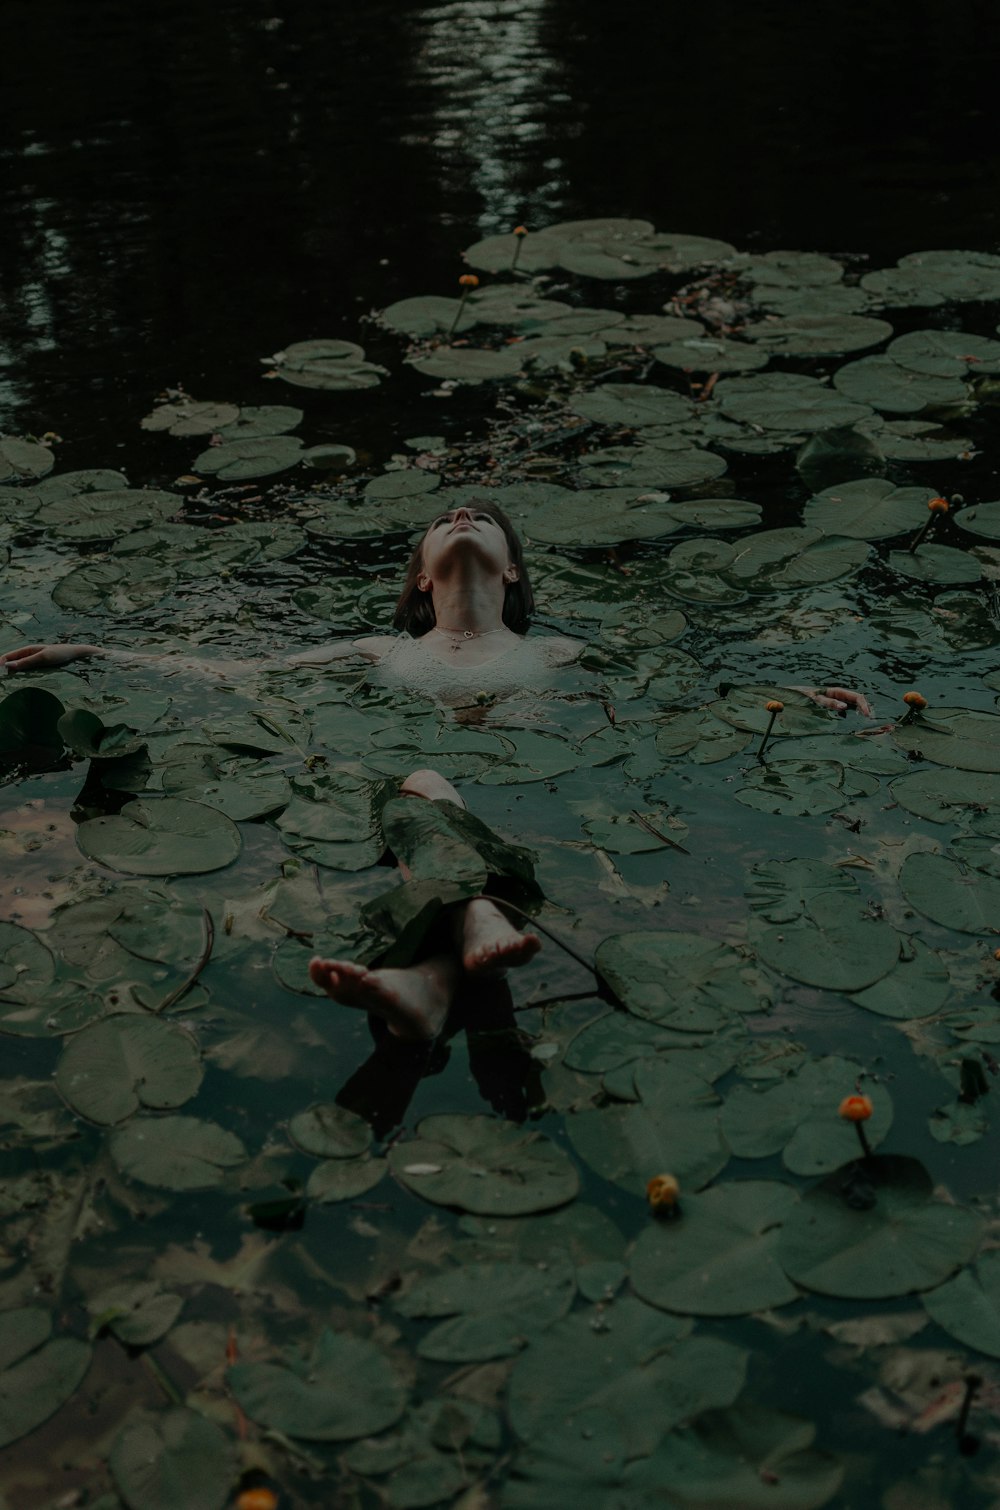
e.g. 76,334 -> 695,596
392,499 -> 535,636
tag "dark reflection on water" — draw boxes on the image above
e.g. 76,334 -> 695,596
2,0 -> 1000,432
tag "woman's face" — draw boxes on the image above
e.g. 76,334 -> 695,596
417,506 -> 517,587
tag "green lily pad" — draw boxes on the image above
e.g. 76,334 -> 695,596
568,1059 -> 729,1196
716,372 -> 872,432
900,851 -> 1000,933
109,1115 -> 246,1190
395,1260 -> 575,1362
653,337 -> 769,373
77,797 -> 241,876
891,767 -> 1000,822
721,1056 -> 892,1173
833,355 -> 967,413
408,346 -> 525,384
922,1250 -> 1000,1359
216,404 -> 303,439
630,1181 -> 801,1315
52,558 -> 177,614
271,338 -> 386,390
229,1326 -> 407,1441
736,760 -> 872,818
742,314 -> 892,356
862,249 -> 1000,306
888,543 -> 981,584
954,501 -> 1000,540
751,889 -> 899,992
306,1157 -> 386,1203
803,479 -> 937,539
888,328 -> 1000,376
161,755 -> 291,821
849,940 -> 951,1019
0,1311 -> 91,1448
288,1102 -> 372,1158
141,400 -> 242,436
109,1407 -> 236,1510
564,1011 -> 745,1082
87,1279 -> 183,1347
892,707 -> 1000,771
569,383 -> 693,429
728,527 -> 871,588
55,1015 -> 203,1126
595,931 -> 770,1028
0,435 -> 55,481
509,1295 -> 741,1446
36,488 -> 180,541
192,435 -> 304,480
112,520 -> 304,576
866,417 -> 973,460
777,1155 -> 982,1298
380,294 -> 484,338
388,1114 -> 579,1215
0,919 -> 56,998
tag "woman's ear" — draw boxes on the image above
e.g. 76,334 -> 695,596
503,566 -> 520,584
417,572 -> 431,592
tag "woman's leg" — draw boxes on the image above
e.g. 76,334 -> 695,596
309,767 -> 540,1040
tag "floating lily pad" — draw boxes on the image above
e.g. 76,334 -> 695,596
52,558 -> 177,614
750,890 -> 899,992
833,355 -> 967,413
803,479 -> 937,539
652,337 -> 769,373
892,707 -> 1000,771
900,851 -> 1000,933
229,1326 -> 407,1440
849,940 -> 951,1019
388,1114 -> 578,1215
109,1115 -> 246,1190
55,1015 -> 203,1126
742,314 -> 892,356
271,339 -> 387,390
37,488 -> 180,541
192,435 -> 304,481
735,759 -> 873,818
568,1059 -> 729,1196
861,249 -> 1000,307
0,1310 -> 91,1448
112,521 -> 304,576
110,1407 -> 235,1510
888,543 -> 981,584
922,1250 -> 1000,1359
721,1057 -> 892,1173
596,931 -> 769,1028
409,346 -> 525,384
716,372 -> 872,432
777,1155 -> 982,1298
0,435 -> 55,481
728,527 -> 871,588
888,328 -> 1000,377
216,404 -> 303,439
569,383 -> 693,429
0,919 -> 56,1000
77,797 -> 241,876
288,1102 -> 372,1158
141,400 -> 241,436
630,1181 -> 801,1314
891,767 -> 1000,823
954,501 -> 1000,540
395,1260 -> 575,1362
306,1157 -> 386,1203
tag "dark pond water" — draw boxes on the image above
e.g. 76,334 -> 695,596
5,3 -> 1000,1508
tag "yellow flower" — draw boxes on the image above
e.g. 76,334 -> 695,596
646,1173 -> 680,1210
458,274 -> 480,288
928,496 -> 950,513
839,1094 -> 873,1122
514,225 -> 528,236
765,700 -> 784,714
902,691 -> 927,710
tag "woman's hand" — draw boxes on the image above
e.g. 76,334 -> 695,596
789,684 -> 873,716
0,643 -> 102,674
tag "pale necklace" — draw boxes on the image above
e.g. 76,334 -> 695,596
431,625 -> 506,655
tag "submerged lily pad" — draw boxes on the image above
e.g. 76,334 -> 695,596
110,1407 -> 236,1510
0,1310 -> 91,1448
922,1250 -> 1000,1359
630,1181 -> 801,1315
288,1102 -> 372,1158
52,558 -> 177,614
777,1155 -> 982,1298
388,1114 -> 579,1215
395,1260 -> 575,1362
229,1327 -> 407,1440
110,1115 -> 246,1190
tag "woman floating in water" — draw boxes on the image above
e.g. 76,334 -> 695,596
0,500 -> 872,1044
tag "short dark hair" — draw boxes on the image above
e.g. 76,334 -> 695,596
392,499 -> 535,636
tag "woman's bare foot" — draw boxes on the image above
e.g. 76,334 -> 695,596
457,898 -> 541,977
308,955 -> 456,1040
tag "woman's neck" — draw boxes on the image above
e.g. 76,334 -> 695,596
428,574 -> 508,636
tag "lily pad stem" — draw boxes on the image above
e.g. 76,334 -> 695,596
853,1121 -> 873,1159
756,707 -> 780,762
157,907 -> 215,1013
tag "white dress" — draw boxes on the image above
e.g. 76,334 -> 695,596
372,633 -> 574,701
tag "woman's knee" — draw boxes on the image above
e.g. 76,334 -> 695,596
400,768 -> 467,808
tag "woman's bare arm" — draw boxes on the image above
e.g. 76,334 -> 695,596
1,635 -> 396,679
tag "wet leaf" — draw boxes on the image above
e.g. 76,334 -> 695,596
395,1260 -> 575,1361
899,851 -> 1000,933
288,1102 -> 372,1158
77,797 -> 242,875
777,1155 -> 982,1298
229,1326 -> 407,1440
720,1056 -> 892,1173
388,1114 -> 579,1215
0,435 -> 55,481
86,1279 -> 183,1345
0,1313 -> 91,1448
141,399 -> 241,436
803,479 -> 937,539
306,1157 -> 385,1202
109,1406 -> 236,1510
109,1115 -> 246,1190
922,1250 -> 1000,1358
192,435 -> 304,480
55,1015 -> 203,1125
271,338 -> 386,390
630,1181 -> 801,1315
595,930 -> 770,1027
36,488 -> 180,541
52,557 -> 178,614
892,707 -> 1000,771
750,889 -> 899,992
